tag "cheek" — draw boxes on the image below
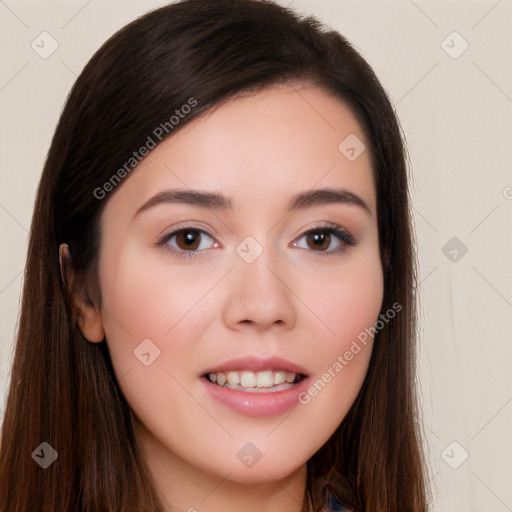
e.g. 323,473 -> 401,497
96,247 -> 217,438
301,247 -> 384,356
101,243 -> 208,341
97,245 -> 215,379
292,263 -> 383,446
271,247 -> 384,443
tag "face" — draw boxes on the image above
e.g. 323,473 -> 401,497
92,84 -> 383,493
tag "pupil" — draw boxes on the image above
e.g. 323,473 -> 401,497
310,232 -> 329,250
179,230 -> 199,249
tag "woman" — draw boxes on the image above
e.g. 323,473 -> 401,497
0,0 -> 430,510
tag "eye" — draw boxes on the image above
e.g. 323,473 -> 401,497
292,223 -> 355,255
157,226 -> 218,260
156,222 -> 355,260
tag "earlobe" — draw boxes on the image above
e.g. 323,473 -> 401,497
59,243 -> 105,343
75,303 -> 105,343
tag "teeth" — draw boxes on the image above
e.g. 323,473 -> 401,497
216,373 -> 226,387
227,371 -> 240,386
256,370 -> 273,388
285,372 -> 295,383
274,371 -> 287,385
241,371 -> 257,387
206,370 -> 300,389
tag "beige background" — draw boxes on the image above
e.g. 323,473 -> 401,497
1,1 -> 511,510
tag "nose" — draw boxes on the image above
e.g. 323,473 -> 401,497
221,245 -> 297,331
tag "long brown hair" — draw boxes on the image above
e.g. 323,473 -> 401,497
0,1 -> 430,510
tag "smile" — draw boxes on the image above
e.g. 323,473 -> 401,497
204,370 -> 305,393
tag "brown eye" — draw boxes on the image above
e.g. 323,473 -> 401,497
174,229 -> 202,251
159,227 -> 217,259
293,226 -> 355,256
305,231 -> 331,251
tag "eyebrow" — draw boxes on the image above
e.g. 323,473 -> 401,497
132,187 -> 372,220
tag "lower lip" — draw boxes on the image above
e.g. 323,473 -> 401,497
201,376 -> 310,418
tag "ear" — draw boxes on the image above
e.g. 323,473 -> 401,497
59,243 -> 105,343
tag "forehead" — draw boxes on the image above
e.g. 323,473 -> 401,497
102,83 -> 375,218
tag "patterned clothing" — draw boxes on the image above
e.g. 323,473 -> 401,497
307,468 -> 354,512
307,486 -> 352,511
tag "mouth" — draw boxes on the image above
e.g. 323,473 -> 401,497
200,356 -> 311,417
201,370 -> 307,393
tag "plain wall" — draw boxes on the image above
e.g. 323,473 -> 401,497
1,1 -> 511,510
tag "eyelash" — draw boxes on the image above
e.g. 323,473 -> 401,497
155,222 -> 356,260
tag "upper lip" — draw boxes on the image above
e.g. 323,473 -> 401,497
201,355 -> 309,377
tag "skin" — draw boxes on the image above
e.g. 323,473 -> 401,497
67,84 -> 384,512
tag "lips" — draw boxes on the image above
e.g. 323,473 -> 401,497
201,371 -> 310,417
200,355 -> 309,400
